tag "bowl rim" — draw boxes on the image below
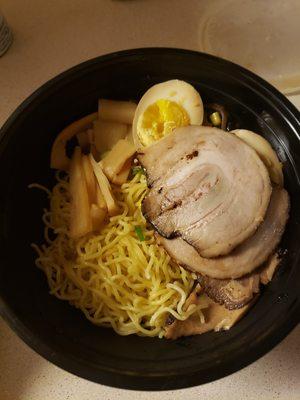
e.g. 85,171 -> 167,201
0,47 -> 299,391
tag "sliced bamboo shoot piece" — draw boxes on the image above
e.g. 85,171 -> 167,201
101,139 -> 136,181
93,120 -> 127,153
90,204 -> 106,232
81,155 -> 97,204
95,184 -> 107,211
111,157 -> 133,185
89,154 -> 119,216
98,99 -> 137,124
125,125 -> 134,145
69,147 -> 93,238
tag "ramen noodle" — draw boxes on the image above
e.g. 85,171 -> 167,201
31,171 -> 205,337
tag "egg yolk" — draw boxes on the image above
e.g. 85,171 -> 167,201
137,99 -> 190,146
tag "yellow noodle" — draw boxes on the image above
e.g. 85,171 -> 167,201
32,171 -> 206,337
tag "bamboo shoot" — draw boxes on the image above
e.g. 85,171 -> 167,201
89,155 -> 119,216
101,139 -> 136,181
95,183 -> 107,211
81,155 -> 97,204
98,99 -> 136,124
69,147 -> 93,238
93,120 -> 127,153
90,204 -> 106,231
111,157 -> 133,185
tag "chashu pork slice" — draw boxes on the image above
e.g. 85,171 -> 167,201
197,253 -> 280,310
165,285 -> 256,340
156,186 -> 289,279
138,126 -> 272,258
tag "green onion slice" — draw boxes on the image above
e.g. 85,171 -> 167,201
131,166 -> 145,176
135,226 -> 145,241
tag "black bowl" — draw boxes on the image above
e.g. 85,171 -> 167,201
0,48 -> 299,391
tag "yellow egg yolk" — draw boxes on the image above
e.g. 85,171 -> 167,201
137,99 -> 190,146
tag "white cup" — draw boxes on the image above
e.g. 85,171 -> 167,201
0,14 -> 13,57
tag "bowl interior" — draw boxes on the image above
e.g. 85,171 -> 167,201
0,49 -> 299,390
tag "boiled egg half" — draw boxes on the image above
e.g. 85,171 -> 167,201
132,80 -> 203,148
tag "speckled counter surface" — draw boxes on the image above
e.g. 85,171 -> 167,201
0,1 -> 299,399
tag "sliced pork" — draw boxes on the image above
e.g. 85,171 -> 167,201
197,252 -> 280,309
197,273 -> 260,310
165,285 -> 255,340
156,186 -> 289,279
260,253 -> 280,285
138,126 -> 272,258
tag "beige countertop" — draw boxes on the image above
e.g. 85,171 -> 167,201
0,1 -> 299,399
